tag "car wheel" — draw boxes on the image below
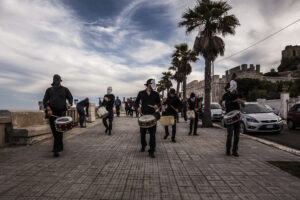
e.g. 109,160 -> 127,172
287,120 -> 295,130
240,122 -> 247,134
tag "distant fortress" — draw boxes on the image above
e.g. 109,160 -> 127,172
186,45 -> 300,102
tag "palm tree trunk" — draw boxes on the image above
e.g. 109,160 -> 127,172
182,75 -> 187,99
176,81 -> 180,95
203,59 -> 213,127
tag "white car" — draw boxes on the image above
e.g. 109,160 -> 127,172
240,103 -> 283,133
210,102 -> 224,121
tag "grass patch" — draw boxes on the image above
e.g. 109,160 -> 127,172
268,161 -> 300,179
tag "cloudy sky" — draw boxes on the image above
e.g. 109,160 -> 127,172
0,0 -> 299,109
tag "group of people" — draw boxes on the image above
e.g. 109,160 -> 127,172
43,74 -> 244,158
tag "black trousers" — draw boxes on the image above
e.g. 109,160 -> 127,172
226,121 -> 240,153
164,120 -> 176,139
189,112 -> 199,134
103,110 -> 114,131
183,109 -> 187,121
116,106 -> 120,117
76,104 -> 85,127
140,125 -> 156,153
49,110 -> 65,153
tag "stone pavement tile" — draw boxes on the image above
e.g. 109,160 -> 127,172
218,194 -> 242,200
200,193 -> 221,200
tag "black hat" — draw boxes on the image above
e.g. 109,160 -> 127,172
170,88 -> 176,95
190,92 -> 195,98
145,79 -> 154,86
53,74 -> 62,82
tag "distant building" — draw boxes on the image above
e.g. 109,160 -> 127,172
282,45 -> 300,59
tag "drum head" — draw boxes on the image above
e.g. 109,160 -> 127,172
55,116 -> 73,124
139,115 -> 155,121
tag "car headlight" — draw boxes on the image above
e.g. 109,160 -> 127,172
277,117 -> 282,122
246,117 -> 259,123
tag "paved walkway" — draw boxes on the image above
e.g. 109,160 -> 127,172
0,116 -> 299,200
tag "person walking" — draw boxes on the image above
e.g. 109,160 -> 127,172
43,74 -> 73,157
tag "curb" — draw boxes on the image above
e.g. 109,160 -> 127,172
213,123 -> 300,157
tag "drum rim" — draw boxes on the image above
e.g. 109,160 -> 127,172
55,116 -> 73,124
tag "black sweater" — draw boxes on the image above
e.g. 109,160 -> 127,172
163,96 -> 182,116
135,90 -> 161,115
102,94 -> 115,111
77,99 -> 89,115
43,86 -> 73,112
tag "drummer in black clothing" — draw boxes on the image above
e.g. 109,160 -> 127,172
135,79 -> 161,158
102,86 -> 115,135
220,83 -> 245,157
163,88 -> 182,143
76,97 -> 89,128
43,74 -> 73,157
188,92 -> 202,136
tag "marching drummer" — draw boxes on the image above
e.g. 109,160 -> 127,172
43,74 -> 73,157
220,79 -> 245,157
102,86 -> 115,135
135,79 -> 161,158
163,88 -> 182,143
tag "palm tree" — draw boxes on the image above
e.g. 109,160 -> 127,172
179,0 -> 240,127
161,71 -> 173,94
169,56 -> 184,95
171,43 -> 198,99
158,79 -> 166,97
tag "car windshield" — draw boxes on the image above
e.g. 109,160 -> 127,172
241,104 -> 272,114
264,104 -> 272,111
211,104 -> 221,109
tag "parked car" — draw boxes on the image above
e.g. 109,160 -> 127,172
210,102 -> 224,121
287,104 -> 300,130
263,104 -> 281,117
239,103 -> 283,133
202,102 -> 224,121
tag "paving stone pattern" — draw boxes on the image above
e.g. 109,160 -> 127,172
0,116 -> 300,200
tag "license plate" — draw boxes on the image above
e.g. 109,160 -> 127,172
266,125 -> 273,128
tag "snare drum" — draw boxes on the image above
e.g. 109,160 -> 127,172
55,116 -> 73,132
223,110 -> 241,125
160,116 -> 175,126
138,115 -> 157,128
97,106 -> 109,118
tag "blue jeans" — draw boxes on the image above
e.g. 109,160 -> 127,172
76,104 -> 85,127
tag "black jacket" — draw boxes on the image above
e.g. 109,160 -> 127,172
43,86 -> 73,112
163,96 -> 182,116
135,90 -> 161,115
222,92 -> 242,113
188,98 -> 201,113
102,94 -> 115,111
77,99 -> 89,115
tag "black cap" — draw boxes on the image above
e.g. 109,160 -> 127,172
145,79 -> 153,86
170,88 -> 176,95
53,74 -> 62,82
190,92 -> 195,98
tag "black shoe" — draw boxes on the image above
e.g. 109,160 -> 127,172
226,151 -> 231,156
188,131 -> 192,135
53,152 -> 59,157
172,138 -> 176,143
164,135 -> 169,140
232,152 -> 239,157
108,131 -> 111,135
193,133 -> 199,136
140,147 -> 145,152
148,150 -> 155,158
105,127 -> 108,133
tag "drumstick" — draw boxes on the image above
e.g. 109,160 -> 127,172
170,105 -> 178,112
